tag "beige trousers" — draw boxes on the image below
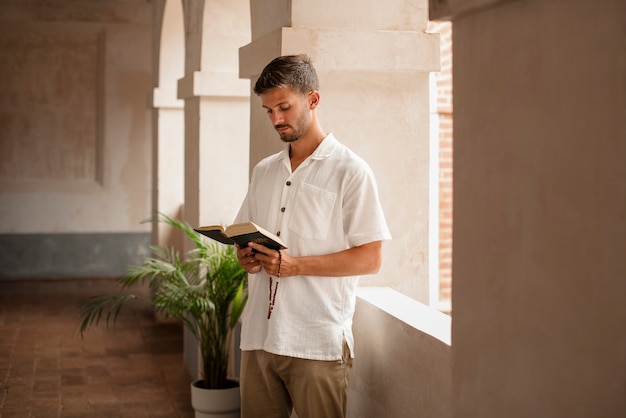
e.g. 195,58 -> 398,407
240,343 -> 353,418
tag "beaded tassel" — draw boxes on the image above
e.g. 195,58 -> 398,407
267,251 -> 282,319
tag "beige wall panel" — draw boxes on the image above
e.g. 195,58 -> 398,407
0,1 -> 152,234
0,27 -> 102,185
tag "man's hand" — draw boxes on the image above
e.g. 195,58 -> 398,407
247,242 -> 294,277
235,244 -> 262,274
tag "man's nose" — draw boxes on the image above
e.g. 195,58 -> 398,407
271,111 -> 283,125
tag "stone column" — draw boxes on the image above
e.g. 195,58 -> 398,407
151,0 -> 185,250
431,0 -> 626,416
239,0 -> 440,302
178,0 -> 251,232
176,0 -> 251,380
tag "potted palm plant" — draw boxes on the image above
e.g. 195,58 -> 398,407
77,213 -> 247,417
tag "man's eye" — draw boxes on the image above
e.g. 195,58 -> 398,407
280,107 -> 289,111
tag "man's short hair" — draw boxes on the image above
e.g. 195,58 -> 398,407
253,54 -> 319,96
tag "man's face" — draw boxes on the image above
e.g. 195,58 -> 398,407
261,87 -> 311,143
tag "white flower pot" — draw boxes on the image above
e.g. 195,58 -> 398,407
190,379 -> 241,418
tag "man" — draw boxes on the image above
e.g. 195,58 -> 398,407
235,54 -> 391,418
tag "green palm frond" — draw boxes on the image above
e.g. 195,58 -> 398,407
77,212 -> 248,389
77,293 -> 144,337
142,213 -> 207,251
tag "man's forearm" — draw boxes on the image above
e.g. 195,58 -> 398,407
285,241 -> 382,278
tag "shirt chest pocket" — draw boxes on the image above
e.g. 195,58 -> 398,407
288,183 -> 337,240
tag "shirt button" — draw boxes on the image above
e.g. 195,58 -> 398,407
280,207 -> 286,213
286,181 -> 291,186
276,231 -> 281,236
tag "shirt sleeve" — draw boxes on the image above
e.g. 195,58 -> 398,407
342,162 -> 392,247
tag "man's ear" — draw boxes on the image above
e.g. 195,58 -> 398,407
309,91 -> 320,109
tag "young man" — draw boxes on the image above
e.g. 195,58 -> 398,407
235,54 -> 391,418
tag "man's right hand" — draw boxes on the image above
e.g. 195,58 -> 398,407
235,244 -> 263,274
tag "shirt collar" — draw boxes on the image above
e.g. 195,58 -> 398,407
310,133 -> 337,160
279,133 -> 337,161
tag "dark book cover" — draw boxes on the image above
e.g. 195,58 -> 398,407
194,226 -> 287,251
228,232 -> 286,251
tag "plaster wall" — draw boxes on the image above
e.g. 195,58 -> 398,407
434,0 -> 626,416
0,0 -> 153,234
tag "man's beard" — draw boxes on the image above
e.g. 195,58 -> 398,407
277,128 -> 300,143
276,107 -> 309,143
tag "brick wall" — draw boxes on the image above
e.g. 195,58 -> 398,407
428,21 -> 453,310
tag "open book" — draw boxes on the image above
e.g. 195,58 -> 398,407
194,222 -> 287,251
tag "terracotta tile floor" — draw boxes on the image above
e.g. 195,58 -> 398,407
0,278 -> 195,417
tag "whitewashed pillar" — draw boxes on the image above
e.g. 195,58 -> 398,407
178,0 -> 251,232
151,0 -> 185,250
177,0 -> 251,380
239,0 -> 440,302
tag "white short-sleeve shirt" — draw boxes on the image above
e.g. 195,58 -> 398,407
235,133 -> 391,360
